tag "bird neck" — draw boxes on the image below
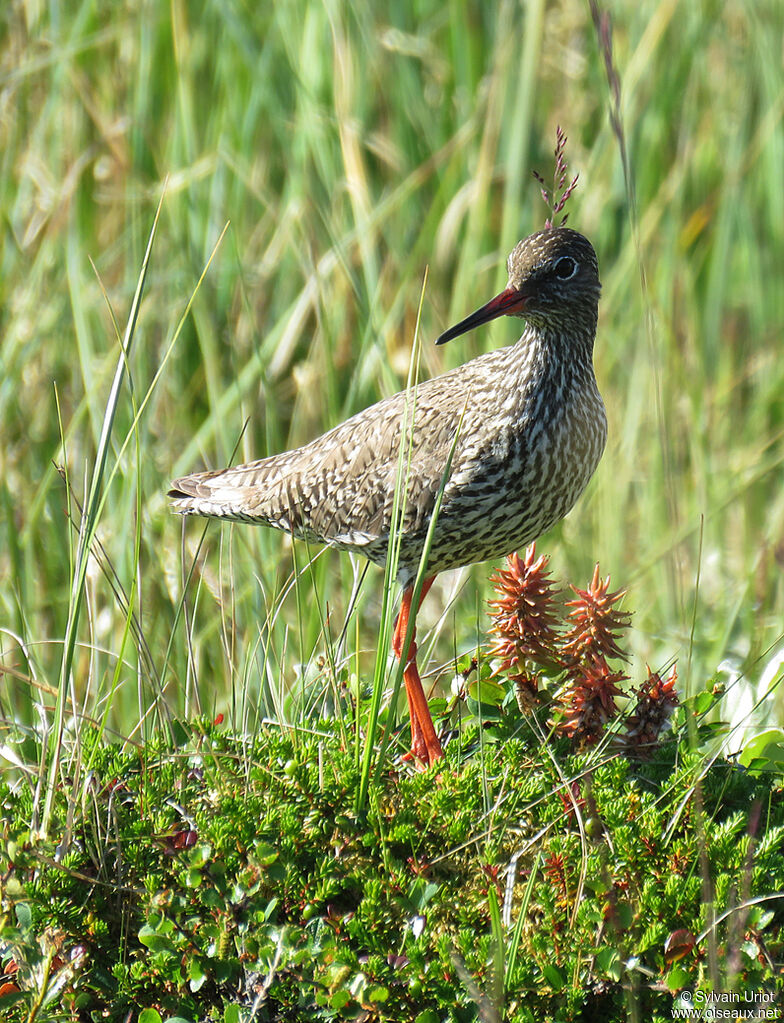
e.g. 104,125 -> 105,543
513,318 -> 598,388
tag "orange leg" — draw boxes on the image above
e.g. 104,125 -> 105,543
391,576 -> 443,766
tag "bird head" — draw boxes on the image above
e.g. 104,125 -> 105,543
435,227 -> 600,345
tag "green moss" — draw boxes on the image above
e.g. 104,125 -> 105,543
1,721 -> 782,1021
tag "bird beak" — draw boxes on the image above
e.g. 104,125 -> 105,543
435,286 -> 528,345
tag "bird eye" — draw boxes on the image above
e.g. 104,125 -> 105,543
554,256 -> 578,280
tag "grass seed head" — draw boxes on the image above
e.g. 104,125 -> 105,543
532,125 -> 580,229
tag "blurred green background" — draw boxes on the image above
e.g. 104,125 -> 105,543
1,0 -> 782,739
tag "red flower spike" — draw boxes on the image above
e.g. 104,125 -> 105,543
557,780 -> 586,818
623,664 -> 679,755
488,544 -> 564,682
557,655 -> 626,744
562,564 -> 630,669
544,851 -> 570,911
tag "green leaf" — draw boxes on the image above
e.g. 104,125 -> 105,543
692,691 -> 714,714
414,1011 -> 440,1023
739,729 -> 784,773
541,963 -> 564,990
15,902 -> 32,931
468,677 -> 507,705
454,652 -> 476,674
187,843 -> 213,868
188,957 -> 208,992
138,1012 -> 163,1023
426,697 -> 448,718
665,966 -> 692,992
595,946 -> 622,981
408,878 -> 439,910
330,989 -> 351,1010
349,972 -> 368,1000
254,841 -> 279,866
739,940 -> 760,962
466,696 -> 503,721
138,922 -> 175,953
615,901 -> 634,929
747,907 -> 774,931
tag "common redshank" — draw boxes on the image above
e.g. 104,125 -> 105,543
169,227 -> 606,766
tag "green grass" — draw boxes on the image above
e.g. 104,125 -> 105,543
3,0 -> 783,742
1,1 -> 784,1013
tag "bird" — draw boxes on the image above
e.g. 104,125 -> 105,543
169,226 -> 606,767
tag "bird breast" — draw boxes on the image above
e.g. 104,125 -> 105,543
419,343 -> 606,576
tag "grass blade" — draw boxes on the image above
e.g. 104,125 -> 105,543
40,192 -> 164,834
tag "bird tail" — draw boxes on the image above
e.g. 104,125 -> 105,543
168,468 -> 264,523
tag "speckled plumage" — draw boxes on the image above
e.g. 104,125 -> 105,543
169,227 -> 606,586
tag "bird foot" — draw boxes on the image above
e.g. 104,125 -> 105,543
406,682 -> 444,767
393,578 -> 443,767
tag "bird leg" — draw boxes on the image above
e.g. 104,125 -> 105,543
392,577 -> 443,766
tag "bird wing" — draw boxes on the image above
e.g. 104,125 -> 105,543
169,380 -> 467,548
